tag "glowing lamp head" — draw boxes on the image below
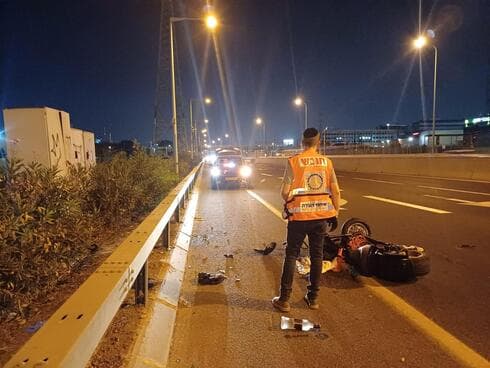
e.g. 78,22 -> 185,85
413,35 -> 427,50
205,14 -> 218,30
255,117 -> 262,125
204,97 -> 212,104
294,97 -> 303,106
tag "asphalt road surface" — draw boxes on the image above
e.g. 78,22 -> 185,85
167,162 -> 490,368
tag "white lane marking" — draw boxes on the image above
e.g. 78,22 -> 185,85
260,178 -> 266,183
461,201 -> 490,208
246,190 -> 286,222
248,190 -> 488,368
364,195 -> 451,214
418,185 -> 490,197
260,173 -> 273,177
424,194 -> 472,203
353,177 -> 403,185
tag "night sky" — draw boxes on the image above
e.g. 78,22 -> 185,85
1,0 -> 488,145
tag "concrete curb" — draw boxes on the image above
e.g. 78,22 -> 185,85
128,174 -> 202,368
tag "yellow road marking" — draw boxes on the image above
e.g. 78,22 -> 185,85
246,190 -> 489,368
364,195 -> 451,214
362,278 -> 490,368
419,185 -> 490,196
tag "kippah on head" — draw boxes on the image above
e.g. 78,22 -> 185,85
303,128 -> 319,139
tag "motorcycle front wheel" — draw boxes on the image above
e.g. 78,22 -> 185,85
341,218 -> 371,237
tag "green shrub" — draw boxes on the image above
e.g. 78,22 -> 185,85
0,150 -> 185,319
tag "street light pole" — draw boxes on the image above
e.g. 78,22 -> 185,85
431,45 -> 438,154
170,19 -> 179,175
304,102 -> 308,130
189,99 -> 194,160
169,14 -> 218,175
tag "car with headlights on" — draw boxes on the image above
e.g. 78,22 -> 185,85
210,154 -> 253,189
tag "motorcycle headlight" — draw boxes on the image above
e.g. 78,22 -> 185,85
239,165 -> 252,178
211,166 -> 221,177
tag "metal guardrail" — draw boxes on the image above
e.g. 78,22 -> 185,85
5,164 -> 202,368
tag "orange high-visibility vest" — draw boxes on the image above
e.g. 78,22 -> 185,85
286,150 -> 337,221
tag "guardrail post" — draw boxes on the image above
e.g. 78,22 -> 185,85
175,203 -> 181,223
135,261 -> 148,305
161,224 -> 170,249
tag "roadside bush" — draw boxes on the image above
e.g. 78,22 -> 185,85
0,150 -> 184,319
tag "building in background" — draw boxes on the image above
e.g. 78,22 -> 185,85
2,107 -> 96,173
464,116 -> 490,147
322,129 -> 402,147
409,119 -> 465,147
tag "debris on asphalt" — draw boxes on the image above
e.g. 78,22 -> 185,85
224,253 -> 234,258
280,316 -> 320,332
179,297 -> 191,307
401,357 -> 406,363
25,320 -> 44,333
458,244 -> 476,249
296,257 -> 337,275
296,257 -> 311,275
197,272 -> 227,285
235,277 -> 241,282
254,242 -> 277,255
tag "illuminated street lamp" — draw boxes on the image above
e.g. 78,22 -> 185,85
170,13 -> 219,175
225,133 -> 229,138
204,97 -> 212,104
204,119 -> 209,124
413,31 -> 438,154
293,97 -> 308,130
255,117 -> 266,147
205,14 -> 219,31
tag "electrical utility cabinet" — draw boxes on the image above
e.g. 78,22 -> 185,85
2,107 -> 96,173
82,130 -> 96,166
71,128 -> 85,166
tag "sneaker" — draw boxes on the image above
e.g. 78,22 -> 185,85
272,297 -> 291,312
304,294 -> 319,310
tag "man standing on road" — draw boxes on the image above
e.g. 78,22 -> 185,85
272,128 -> 341,311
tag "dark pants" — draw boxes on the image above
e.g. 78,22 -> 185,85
280,219 -> 328,301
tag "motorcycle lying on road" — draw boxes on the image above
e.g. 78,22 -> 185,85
319,218 -> 431,282
255,218 -> 430,282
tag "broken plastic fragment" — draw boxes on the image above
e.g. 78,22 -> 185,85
224,254 -> 234,258
296,257 -> 336,275
25,320 -> 44,333
197,272 -> 227,285
280,316 -> 320,332
254,242 -> 277,255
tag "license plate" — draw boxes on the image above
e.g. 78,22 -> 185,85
225,177 -> 239,181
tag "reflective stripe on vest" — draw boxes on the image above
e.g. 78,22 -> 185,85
286,150 -> 337,221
